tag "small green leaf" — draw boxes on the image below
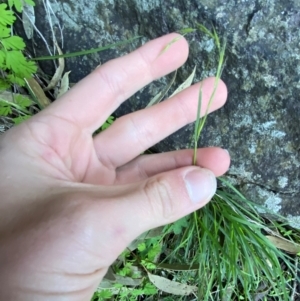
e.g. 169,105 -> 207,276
117,262 -> 132,277
24,0 -> 35,6
170,216 -> 189,235
13,115 -> 31,124
147,243 -> 161,261
143,283 -> 157,295
283,230 -> 293,237
119,289 -> 129,299
0,3 -> 16,25
2,36 -> 25,50
0,104 -> 12,116
95,289 -> 112,300
141,260 -> 156,270
0,50 -> 6,67
100,116 -> 115,130
131,288 -> 144,296
15,94 -> 32,108
137,242 -> 146,252
6,51 -> 37,78
8,0 -> 23,13
6,73 -> 26,86
0,27 -> 10,38
0,79 -> 10,90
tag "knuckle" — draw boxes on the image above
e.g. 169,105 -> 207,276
143,177 -> 177,221
127,115 -> 154,150
94,64 -> 126,101
135,48 -> 156,80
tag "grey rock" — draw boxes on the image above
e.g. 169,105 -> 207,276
28,0 -> 300,227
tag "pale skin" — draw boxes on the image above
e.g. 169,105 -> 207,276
0,33 -> 230,300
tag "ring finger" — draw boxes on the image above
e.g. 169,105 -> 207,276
115,147 -> 230,184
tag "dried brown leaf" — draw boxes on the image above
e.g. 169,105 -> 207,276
266,235 -> 300,254
148,272 -> 197,296
57,71 -> 71,98
25,77 -> 51,108
44,41 -> 65,91
22,3 -> 35,39
170,66 -> 196,97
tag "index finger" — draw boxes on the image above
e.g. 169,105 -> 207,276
42,33 -> 189,132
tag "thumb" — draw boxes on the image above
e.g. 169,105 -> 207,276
109,167 -> 216,241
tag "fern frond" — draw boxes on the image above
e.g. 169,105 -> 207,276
2,36 -> 25,50
0,3 -> 16,26
8,0 -> 35,13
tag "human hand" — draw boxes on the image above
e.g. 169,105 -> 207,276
0,33 -> 230,300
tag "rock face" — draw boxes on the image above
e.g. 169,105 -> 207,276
28,0 -> 300,227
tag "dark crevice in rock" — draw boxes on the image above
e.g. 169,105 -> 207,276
226,174 -> 298,196
245,0 -> 261,35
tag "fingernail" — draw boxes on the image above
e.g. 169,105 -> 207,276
184,169 -> 216,204
224,149 -> 230,155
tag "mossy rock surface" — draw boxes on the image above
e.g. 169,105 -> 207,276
28,0 -> 300,227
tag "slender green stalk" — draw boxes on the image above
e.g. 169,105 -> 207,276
192,27 -> 226,164
33,36 -> 141,60
193,88 -> 202,165
196,42 -> 226,138
0,99 -> 30,115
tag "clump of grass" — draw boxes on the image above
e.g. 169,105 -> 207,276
185,24 -> 299,300
157,184 -> 300,300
